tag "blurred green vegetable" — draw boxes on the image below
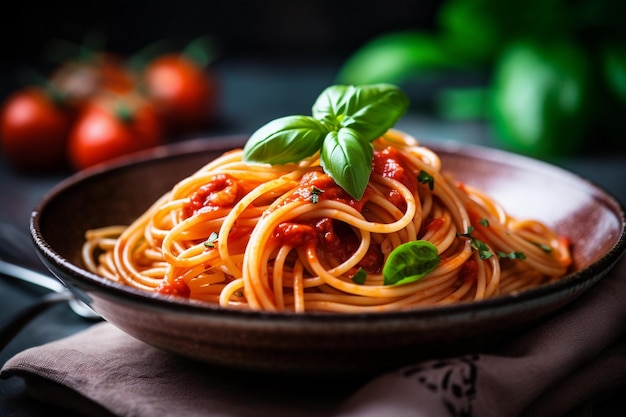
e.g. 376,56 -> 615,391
337,0 -> 626,158
599,44 -> 626,144
489,39 -> 592,158
603,45 -> 626,106
335,32 -> 463,85
437,0 -> 511,64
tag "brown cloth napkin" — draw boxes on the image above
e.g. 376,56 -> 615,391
2,256 -> 626,417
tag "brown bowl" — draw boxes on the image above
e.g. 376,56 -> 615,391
30,136 -> 626,376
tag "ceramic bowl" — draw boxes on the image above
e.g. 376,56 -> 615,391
30,136 -> 626,375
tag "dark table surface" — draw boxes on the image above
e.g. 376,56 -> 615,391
1,58 -> 625,416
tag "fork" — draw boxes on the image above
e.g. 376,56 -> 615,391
0,223 -> 100,352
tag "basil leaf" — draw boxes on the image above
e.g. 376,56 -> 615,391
243,115 -> 327,164
383,240 -> 440,286
311,84 -> 351,130
241,84 -> 410,199
313,84 -> 409,141
320,128 -> 373,200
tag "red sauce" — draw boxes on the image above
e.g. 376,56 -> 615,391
157,276 -> 190,297
273,217 -> 384,273
315,217 -> 342,252
184,173 -> 245,218
274,222 -> 317,247
425,217 -> 445,234
358,245 -> 384,273
459,259 -> 478,283
372,147 -> 418,211
319,220 -> 382,273
227,224 -> 254,244
280,170 -> 366,211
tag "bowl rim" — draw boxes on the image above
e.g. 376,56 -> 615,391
30,136 -> 626,323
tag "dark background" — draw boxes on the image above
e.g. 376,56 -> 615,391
1,0 -> 440,69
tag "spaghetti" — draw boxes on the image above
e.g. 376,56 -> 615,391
82,129 -> 571,313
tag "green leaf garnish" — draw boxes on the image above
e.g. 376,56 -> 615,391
470,239 -> 493,260
310,186 -> 324,204
531,241 -> 553,253
352,268 -> 367,285
320,128 -> 374,199
457,227 -> 493,259
243,84 -> 409,200
242,116 -> 327,164
312,84 -> 410,141
417,170 -> 435,190
457,226 -> 474,238
383,240 -> 440,286
203,231 -> 219,248
478,218 -> 489,227
497,251 -> 527,260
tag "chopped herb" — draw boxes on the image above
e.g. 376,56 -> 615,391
234,290 -> 243,297
479,218 -> 490,227
470,239 -> 494,259
457,226 -> 493,259
418,170 -> 435,190
311,186 -> 324,204
497,251 -> 527,260
203,231 -> 219,248
531,241 -> 553,252
352,268 -> 367,285
457,226 -> 474,238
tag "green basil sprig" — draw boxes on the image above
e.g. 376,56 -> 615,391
242,84 -> 409,200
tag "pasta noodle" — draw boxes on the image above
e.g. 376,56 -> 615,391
82,129 -> 572,313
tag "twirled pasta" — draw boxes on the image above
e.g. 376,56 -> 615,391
82,129 -> 571,313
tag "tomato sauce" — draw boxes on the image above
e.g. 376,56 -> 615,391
184,173 -> 244,218
372,146 -> 418,211
274,222 -> 317,247
425,217 -> 445,234
157,276 -> 190,297
280,170 -> 367,211
459,259 -> 478,283
273,216 -> 384,273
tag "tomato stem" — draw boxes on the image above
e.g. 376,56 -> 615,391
115,103 -> 135,124
183,35 -> 216,68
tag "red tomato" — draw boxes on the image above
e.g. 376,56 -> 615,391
0,87 -> 74,172
50,53 -> 135,110
67,93 -> 164,170
141,54 -> 217,134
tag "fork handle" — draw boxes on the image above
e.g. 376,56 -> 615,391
0,291 -> 74,353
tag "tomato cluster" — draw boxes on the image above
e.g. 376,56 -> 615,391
1,47 -> 218,173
